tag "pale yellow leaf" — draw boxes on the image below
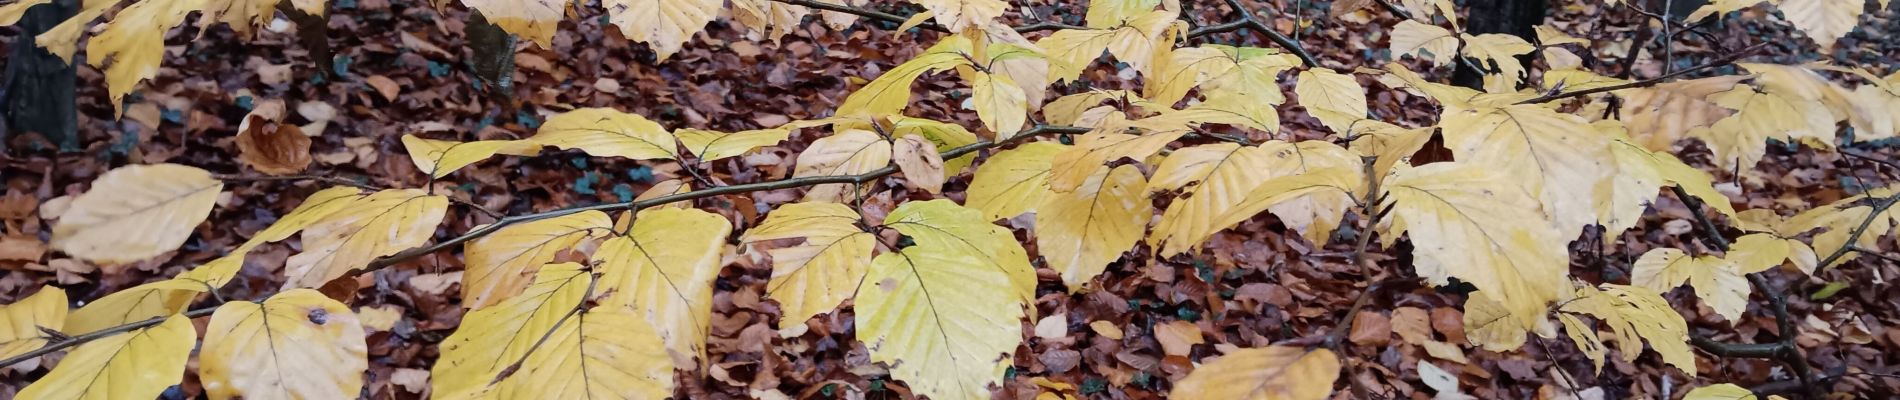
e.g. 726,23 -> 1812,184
461,0 -> 569,47
1777,0 -> 1864,49
463,210 -> 614,309
401,135 -> 531,178
63,280 -> 200,336
17,314 -> 194,400
1384,162 -> 1570,327
966,142 -> 1066,221
893,134 -> 947,193
742,202 -> 874,330
1459,33 -> 1536,86
1295,68 -> 1369,133
1038,10 -> 1176,83
794,129 -> 894,203
530,108 -> 678,161
1461,294 -> 1531,352
1684,384 -> 1758,400
897,9 -> 934,32
53,164 -> 222,264
1440,104 -> 1612,237
1558,284 -> 1696,375
676,128 -> 790,161
728,0 -> 810,41
1557,313 -> 1609,373
859,201 -> 1028,400
1600,132 -> 1736,237
1043,90 -> 1151,126
284,189 -> 449,289
201,289 -> 367,400
1149,141 -> 1357,255
1534,25 -> 1587,46
493,305 -> 675,399
33,7 -> 107,63
0,288 -> 67,360
434,264 -> 591,399
889,117 -> 983,172
971,71 -> 1029,138
838,50 -> 969,117
1037,165 -> 1151,292
1695,85 -> 1837,171
87,0 -> 207,117
1169,346 -> 1339,400
1390,20 -> 1458,66
246,186 -> 368,249
1212,166 -> 1366,247
1631,248 -> 1749,323
885,199 -> 1037,300
1688,0 -> 1770,20
1085,0 -> 1162,28
1619,75 -> 1748,152
604,0 -> 722,60
908,0 -> 1006,31
986,42 -> 1053,109
1048,125 -> 1190,192
0,0 -> 53,26
595,208 -> 730,369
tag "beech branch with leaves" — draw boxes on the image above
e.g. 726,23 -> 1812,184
3,0 -> 1900,398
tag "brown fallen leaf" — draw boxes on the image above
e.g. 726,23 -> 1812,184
366,75 -> 402,101
0,235 -> 47,262
1393,306 -> 1433,345
1349,311 -> 1392,346
1154,320 -> 1204,357
236,115 -> 313,175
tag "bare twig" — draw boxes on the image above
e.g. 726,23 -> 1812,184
0,307 -> 220,368
1517,42 -> 1768,105
1186,0 -> 1320,67
1672,185 -> 1827,399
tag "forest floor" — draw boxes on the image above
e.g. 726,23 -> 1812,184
3,0 -> 1900,399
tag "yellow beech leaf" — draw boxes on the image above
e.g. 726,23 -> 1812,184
492,305 -> 675,399
1458,33 -> 1536,84
1728,233 -> 1809,274
0,288 -> 67,360
908,0 -> 1005,31
889,117 -> 983,172
17,314 -> 194,400
741,202 -> 874,330
676,128 -> 790,161
1684,384 -> 1759,400
1600,132 -> 1736,237
1148,141 -> 1356,256
837,50 -> 970,117
0,0 -> 54,25
1695,85 -> 1838,171
893,134 -> 948,193
1048,125 -> 1190,192
1037,165 -> 1152,292
971,71 -> 1029,138
794,129 -> 894,203
1632,247 -> 1751,323
33,5 -> 107,63
1619,75 -> 1748,151
87,0 -> 207,117
53,163 -> 223,264
1777,0 -> 1864,49
1785,185 -> 1900,269
199,0 -> 329,36
1558,284 -> 1696,375
1534,25 -> 1587,46
1542,69 -> 1631,93
859,202 -> 1028,400
1212,166 -> 1366,248
594,208 -> 730,369
1295,68 -> 1369,133
603,0 -> 722,60
1557,313 -> 1609,373
1439,104 -> 1612,237
885,199 -> 1037,300
1169,346 -> 1340,400
1144,45 -> 1297,107
1688,0 -> 1771,20
463,210 -> 614,309
1037,9 -> 1176,83
1384,162 -> 1570,327
284,189 -> 449,289
530,108 -> 678,160
966,142 -> 1067,221
1389,20 -> 1458,66
201,289 -> 367,400
63,280 -> 201,336
728,0 -> 810,40
1461,293 -> 1537,352
1043,90 -> 1155,126
401,134 -> 531,178
985,41 -> 1053,109
461,0 -> 568,47
434,263 -> 592,399
1084,0 -> 1162,28
248,186 -> 368,249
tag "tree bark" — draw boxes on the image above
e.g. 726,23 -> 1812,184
466,11 -> 515,101
1451,0 -> 1548,89
3,0 -> 81,151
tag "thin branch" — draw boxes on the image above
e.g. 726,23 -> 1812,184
0,307 -> 219,367
1815,195 -> 1900,268
1186,0 -> 1320,67
1516,42 -> 1768,105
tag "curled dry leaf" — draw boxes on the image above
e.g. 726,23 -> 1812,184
236,100 -> 313,175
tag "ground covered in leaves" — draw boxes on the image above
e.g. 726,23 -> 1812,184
3,0 -> 1900,399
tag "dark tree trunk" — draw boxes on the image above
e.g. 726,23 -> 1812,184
3,0 -> 81,151
466,11 -> 515,100
1451,0 -> 1549,89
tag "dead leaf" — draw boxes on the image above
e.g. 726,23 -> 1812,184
1154,320 -> 1203,356
366,75 -> 401,101
1349,311 -> 1392,346
1091,320 -> 1124,340
236,117 -> 313,175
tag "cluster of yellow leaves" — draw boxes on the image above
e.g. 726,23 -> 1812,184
1686,0 -> 1883,49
